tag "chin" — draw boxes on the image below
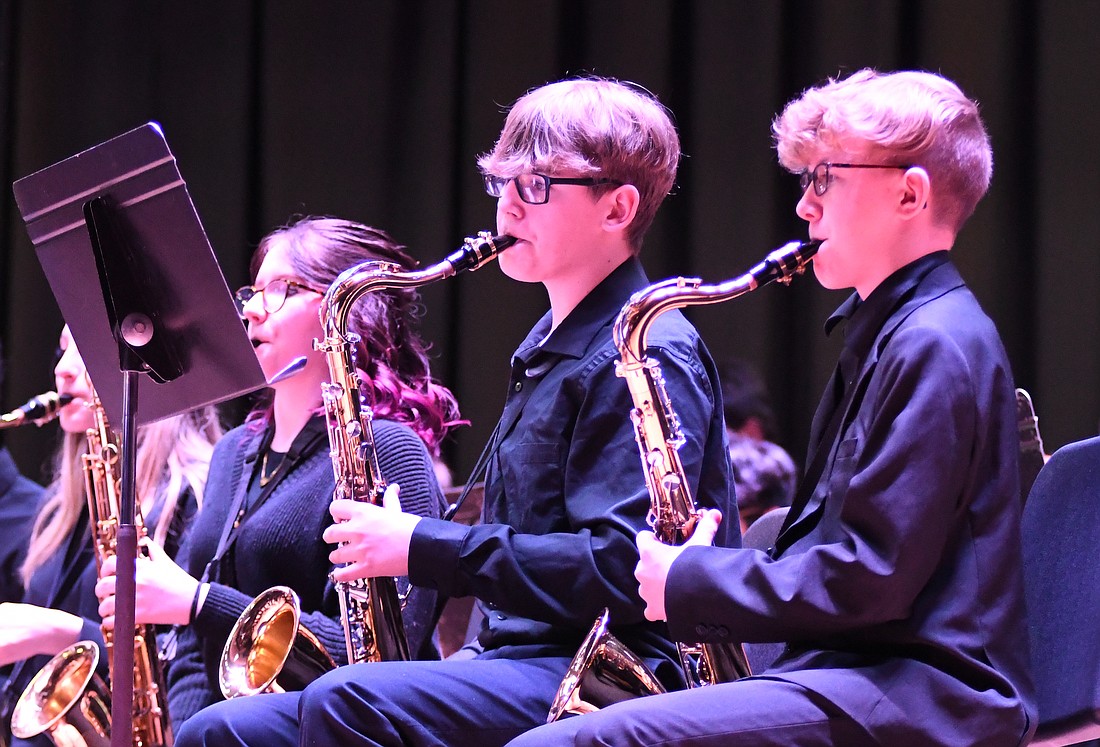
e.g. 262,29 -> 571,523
60,412 -> 94,435
811,262 -> 835,289
497,254 -> 540,284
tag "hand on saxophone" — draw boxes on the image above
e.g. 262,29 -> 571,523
0,602 -> 85,666
326,482 -> 420,581
95,539 -> 202,629
635,508 -> 723,622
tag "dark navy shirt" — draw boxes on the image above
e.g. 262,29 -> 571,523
0,447 -> 42,603
669,254 -> 1035,746
410,257 -> 735,679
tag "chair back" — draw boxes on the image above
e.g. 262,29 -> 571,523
436,483 -> 485,659
741,506 -> 789,552
1022,435 -> 1100,745
741,507 -> 789,674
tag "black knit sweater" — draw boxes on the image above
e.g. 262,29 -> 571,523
165,414 -> 445,726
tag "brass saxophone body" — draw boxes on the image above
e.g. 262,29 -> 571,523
614,239 -> 819,687
316,230 -> 514,665
546,241 -> 818,720
11,394 -> 172,747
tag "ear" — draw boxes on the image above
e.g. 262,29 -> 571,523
898,166 -> 931,219
601,183 -> 641,235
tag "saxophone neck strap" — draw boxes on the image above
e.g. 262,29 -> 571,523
443,418 -> 502,522
207,418 -> 327,578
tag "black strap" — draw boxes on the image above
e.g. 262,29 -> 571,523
443,348 -> 552,522
204,453 -> 254,581
205,419 -> 328,582
442,419 -> 501,522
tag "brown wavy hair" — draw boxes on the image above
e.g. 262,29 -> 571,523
250,216 -> 462,454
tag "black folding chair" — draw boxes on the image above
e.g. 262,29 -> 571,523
1022,436 -> 1100,745
741,507 -> 789,674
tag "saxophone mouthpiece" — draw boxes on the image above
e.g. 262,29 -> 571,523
0,391 -> 74,429
268,356 -> 309,385
446,233 -> 517,274
762,239 -> 821,286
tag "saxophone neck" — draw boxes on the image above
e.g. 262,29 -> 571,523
319,232 -> 516,339
612,239 -> 820,364
613,277 -> 704,366
83,393 -> 119,468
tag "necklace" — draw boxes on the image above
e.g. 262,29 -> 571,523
259,450 -> 285,488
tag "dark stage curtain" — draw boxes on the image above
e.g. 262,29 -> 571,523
1,0 -> 1097,482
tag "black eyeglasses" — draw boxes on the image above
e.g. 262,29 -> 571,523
483,173 -> 619,205
235,279 -> 323,316
799,163 -> 911,197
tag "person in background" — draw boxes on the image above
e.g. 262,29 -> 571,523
0,325 -> 220,747
720,358 -> 797,531
0,339 -> 46,605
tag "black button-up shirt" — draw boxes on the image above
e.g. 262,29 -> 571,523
410,257 -> 734,673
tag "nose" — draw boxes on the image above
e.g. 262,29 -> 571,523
54,344 -> 81,384
795,187 -> 820,223
497,178 -> 525,218
241,292 -> 267,325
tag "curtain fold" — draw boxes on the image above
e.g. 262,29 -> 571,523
1,0 -> 1097,479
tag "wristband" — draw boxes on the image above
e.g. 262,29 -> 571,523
189,583 -> 205,624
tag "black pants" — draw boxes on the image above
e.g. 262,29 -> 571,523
505,678 -> 875,747
175,656 -> 570,747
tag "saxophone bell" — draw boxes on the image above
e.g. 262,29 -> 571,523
10,641 -> 111,746
546,609 -> 667,723
219,586 -> 337,697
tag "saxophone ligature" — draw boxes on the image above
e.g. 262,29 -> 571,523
11,393 -> 173,747
219,231 -> 514,695
547,239 -> 819,720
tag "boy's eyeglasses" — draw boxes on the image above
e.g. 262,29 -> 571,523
235,279 -> 323,316
799,163 -> 911,197
483,173 -> 619,205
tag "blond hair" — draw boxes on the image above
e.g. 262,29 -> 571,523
478,77 -> 680,252
773,69 -> 992,232
21,407 -> 222,585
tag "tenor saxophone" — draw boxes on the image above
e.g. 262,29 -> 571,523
11,393 -> 172,747
548,239 -> 819,719
219,232 -> 513,693
615,239 -> 819,687
316,230 -> 514,665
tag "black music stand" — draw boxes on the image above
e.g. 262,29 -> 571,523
13,122 -> 267,747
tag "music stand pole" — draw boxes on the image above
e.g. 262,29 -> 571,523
112,368 -> 140,747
